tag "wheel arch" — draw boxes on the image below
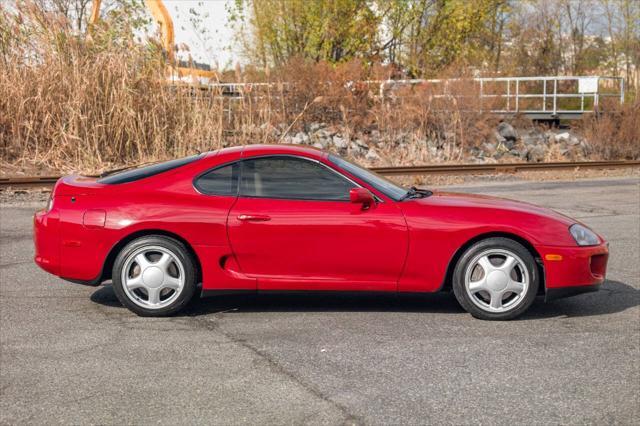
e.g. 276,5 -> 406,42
99,229 -> 203,285
440,231 -> 545,295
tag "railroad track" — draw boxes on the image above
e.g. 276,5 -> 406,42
370,160 -> 640,176
1,160 -> 638,189
0,176 -> 60,189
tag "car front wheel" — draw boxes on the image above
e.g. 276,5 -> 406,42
112,235 -> 197,316
452,237 -> 539,320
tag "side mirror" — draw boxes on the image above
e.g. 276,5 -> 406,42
350,188 -> 375,210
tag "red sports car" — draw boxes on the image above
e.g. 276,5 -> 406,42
34,145 -> 608,320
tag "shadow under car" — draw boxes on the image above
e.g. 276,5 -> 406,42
90,280 -> 639,319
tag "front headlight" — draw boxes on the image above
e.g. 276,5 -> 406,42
569,224 -> 599,246
46,195 -> 53,212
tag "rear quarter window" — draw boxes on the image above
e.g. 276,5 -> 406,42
194,162 -> 240,195
98,155 -> 202,184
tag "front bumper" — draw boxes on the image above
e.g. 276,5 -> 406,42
537,242 -> 609,299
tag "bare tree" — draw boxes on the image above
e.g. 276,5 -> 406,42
561,0 -> 594,74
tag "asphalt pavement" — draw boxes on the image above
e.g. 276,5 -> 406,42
1,176 -> 639,425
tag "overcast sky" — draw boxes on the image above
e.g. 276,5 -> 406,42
164,0 -> 238,69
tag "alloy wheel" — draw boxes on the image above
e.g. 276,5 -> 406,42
464,248 -> 530,313
120,245 -> 186,309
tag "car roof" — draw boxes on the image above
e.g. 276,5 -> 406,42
206,144 -> 326,160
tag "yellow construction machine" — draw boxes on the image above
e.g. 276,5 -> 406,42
89,0 -> 219,84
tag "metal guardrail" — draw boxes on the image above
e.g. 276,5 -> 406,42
370,76 -> 624,119
2,161 -> 638,189
185,76 -> 624,121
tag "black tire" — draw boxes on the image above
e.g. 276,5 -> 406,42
452,237 -> 539,320
112,235 -> 197,317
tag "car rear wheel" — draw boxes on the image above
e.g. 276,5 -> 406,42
112,235 -> 197,316
452,237 -> 539,320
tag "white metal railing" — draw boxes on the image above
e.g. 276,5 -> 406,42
175,75 -> 625,118
370,76 -> 625,115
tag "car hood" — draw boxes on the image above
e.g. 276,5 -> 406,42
416,190 -> 576,226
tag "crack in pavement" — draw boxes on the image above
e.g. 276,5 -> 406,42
572,213 -> 633,220
0,260 -> 33,269
0,234 -> 33,243
189,313 -> 363,426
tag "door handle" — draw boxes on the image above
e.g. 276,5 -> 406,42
237,214 -> 271,222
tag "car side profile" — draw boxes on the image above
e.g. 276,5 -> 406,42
34,145 -> 609,320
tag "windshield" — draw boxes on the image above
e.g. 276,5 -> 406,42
328,154 -> 408,201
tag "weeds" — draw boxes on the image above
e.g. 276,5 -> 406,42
579,102 -> 640,160
0,2 -> 637,175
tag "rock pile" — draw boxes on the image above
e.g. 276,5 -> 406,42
276,121 -> 592,164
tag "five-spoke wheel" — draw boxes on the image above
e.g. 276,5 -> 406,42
465,249 -> 529,312
453,238 -> 539,320
112,235 -> 197,316
122,246 -> 185,309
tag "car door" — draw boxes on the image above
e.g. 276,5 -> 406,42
226,155 -> 408,291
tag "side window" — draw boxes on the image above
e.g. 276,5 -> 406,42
240,157 -> 355,201
195,163 -> 239,196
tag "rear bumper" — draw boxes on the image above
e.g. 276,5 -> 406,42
33,210 -> 60,275
537,241 -> 608,298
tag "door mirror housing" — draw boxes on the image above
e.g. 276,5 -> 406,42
350,188 -> 375,209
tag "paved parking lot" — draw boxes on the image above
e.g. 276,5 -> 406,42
1,177 -> 639,425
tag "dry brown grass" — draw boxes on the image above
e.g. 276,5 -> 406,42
0,2 -> 233,174
579,101 -> 640,160
367,77 -> 502,165
219,60 -> 507,167
1,2 -> 634,176
0,20 -> 500,175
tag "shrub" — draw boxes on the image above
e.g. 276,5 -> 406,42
579,101 -> 640,160
2,1 -> 633,175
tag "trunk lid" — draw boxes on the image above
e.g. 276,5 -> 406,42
54,175 -> 106,196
